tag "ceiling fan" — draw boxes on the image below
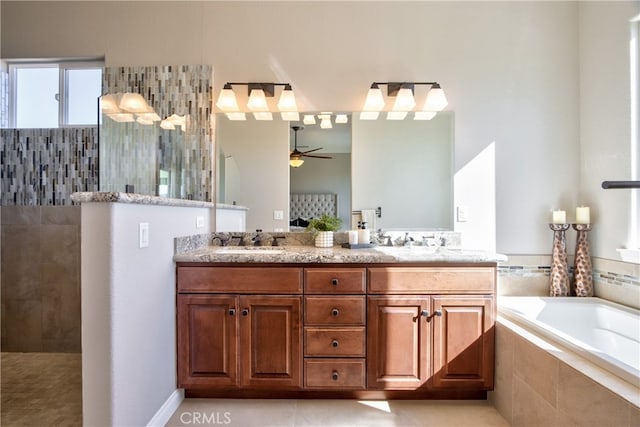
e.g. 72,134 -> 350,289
290,126 -> 332,167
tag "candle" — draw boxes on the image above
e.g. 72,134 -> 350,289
576,206 -> 590,224
552,210 -> 566,224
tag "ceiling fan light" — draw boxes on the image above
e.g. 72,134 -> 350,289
414,111 -> 437,120
363,84 -> 385,111
225,112 -> 247,121
216,84 -> 239,112
277,85 -> 298,112
359,111 -> 379,120
386,111 -> 408,120
289,157 -> 304,168
247,88 -> 269,111
392,87 -> 416,112
303,114 -> 316,125
335,114 -> 348,124
281,111 -> 300,121
423,84 -> 448,111
253,111 -> 273,121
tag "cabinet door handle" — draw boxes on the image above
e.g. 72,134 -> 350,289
331,340 -> 339,348
332,371 -> 339,381
331,278 -> 339,286
423,309 -> 443,322
421,310 -> 430,318
229,308 -> 236,316
241,308 -> 249,316
331,308 -> 340,317
434,309 -> 442,317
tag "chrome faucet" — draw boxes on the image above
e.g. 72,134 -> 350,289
403,232 -> 415,247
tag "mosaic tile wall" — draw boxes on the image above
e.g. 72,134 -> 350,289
1,69 -> 8,128
1,127 -> 99,206
101,65 -> 213,201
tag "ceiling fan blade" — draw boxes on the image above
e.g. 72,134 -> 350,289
302,154 -> 333,159
300,147 -> 322,154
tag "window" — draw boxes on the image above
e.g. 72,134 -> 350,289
7,60 -> 103,128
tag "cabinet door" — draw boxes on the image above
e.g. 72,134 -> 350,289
367,296 -> 431,389
432,296 -> 494,389
239,295 -> 302,389
177,295 -> 238,388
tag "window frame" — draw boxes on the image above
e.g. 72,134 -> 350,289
7,58 -> 104,128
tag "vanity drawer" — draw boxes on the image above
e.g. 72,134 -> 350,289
368,267 -> 495,294
304,327 -> 365,357
304,296 -> 365,325
304,358 -> 366,389
304,268 -> 366,294
177,266 -> 303,293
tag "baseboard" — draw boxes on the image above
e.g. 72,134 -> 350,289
147,388 -> 184,427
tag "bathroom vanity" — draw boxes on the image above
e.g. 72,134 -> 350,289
175,246 -> 502,399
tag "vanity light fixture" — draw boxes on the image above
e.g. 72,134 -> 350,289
335,114 -> 348,124
100,92 -> 159,125
318,113 -> 333,129
360,81 -> 448,121
303,114 -> 316,125
215,82 -> 299,121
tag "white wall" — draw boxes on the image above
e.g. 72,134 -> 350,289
216,116 -> 289,232
579,2 -> 640,260
81,201 -> 212,426
2,0 -> 592,254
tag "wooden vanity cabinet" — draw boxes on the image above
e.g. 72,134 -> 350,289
177,266 -> 303,390
367,266 -> 496,391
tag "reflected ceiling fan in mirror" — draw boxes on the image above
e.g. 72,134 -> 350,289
289,125 -> 332,168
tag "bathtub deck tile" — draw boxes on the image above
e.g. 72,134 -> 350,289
557,363 -> 631,427
513,334 -> 559,408
512,375 -> 558,426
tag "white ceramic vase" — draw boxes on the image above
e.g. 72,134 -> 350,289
315,231 -> 334,248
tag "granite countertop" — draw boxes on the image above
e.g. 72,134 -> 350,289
174,245 -> 507,264
71,192 -> 214,208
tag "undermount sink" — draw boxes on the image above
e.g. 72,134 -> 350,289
375,246 -> 439,254
217,247 -> 284,255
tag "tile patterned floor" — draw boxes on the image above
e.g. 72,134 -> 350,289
0,353 -> 510,427
1,352 -> 82,426
166,398 -> 510,426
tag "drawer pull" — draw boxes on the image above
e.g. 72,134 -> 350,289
229,308 -> 236,316
242,308 -> 249,316
332,371 -> 339,381
331,340 -> 339,348
331,308 -> 340,317
331,278 -> 339,286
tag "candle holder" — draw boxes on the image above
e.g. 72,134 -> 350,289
572,223 -> 593,297
549,223 -> 571,296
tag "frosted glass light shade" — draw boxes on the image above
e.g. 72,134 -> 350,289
225,112 -> 247,121
320,116 -> 332,129
247,89 -> 269,111
392,87 -> 416,111
359,111 -> 380,120
107,112 -> 134,122
119,92 -> 152,113
137,112 -> 161,122
277,87 -> 298,112
281,111 -> 300,121
363,86 -> 385,111
160,120 -> 175,130
423,86 -> 448,111
289,157 -> 304,168
253,111 -> 273,120
386,111 -> 408,120
303,114 -> 316,125
414,111 -> 437,120
100,94 -> 121,114
335,114 -> 348,124
216,87 -> 239,112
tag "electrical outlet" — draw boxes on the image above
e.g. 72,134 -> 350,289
139,222 -> 149,248
196,216 -> 205,228
273,210 -> 284,220
456,206 -> 469,222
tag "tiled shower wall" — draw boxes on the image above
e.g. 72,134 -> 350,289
101,65 -> 213,200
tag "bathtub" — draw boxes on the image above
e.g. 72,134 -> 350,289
498,296 -> 640,387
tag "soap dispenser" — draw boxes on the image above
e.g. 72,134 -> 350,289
358,221 -> 370,245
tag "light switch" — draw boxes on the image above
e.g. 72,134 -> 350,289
456,206 -> 469,222
139,222 -> 149,248
196,216 -> 205,228
273,210 -> 284,220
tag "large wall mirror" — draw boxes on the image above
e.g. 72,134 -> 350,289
215,112 -> 453,232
